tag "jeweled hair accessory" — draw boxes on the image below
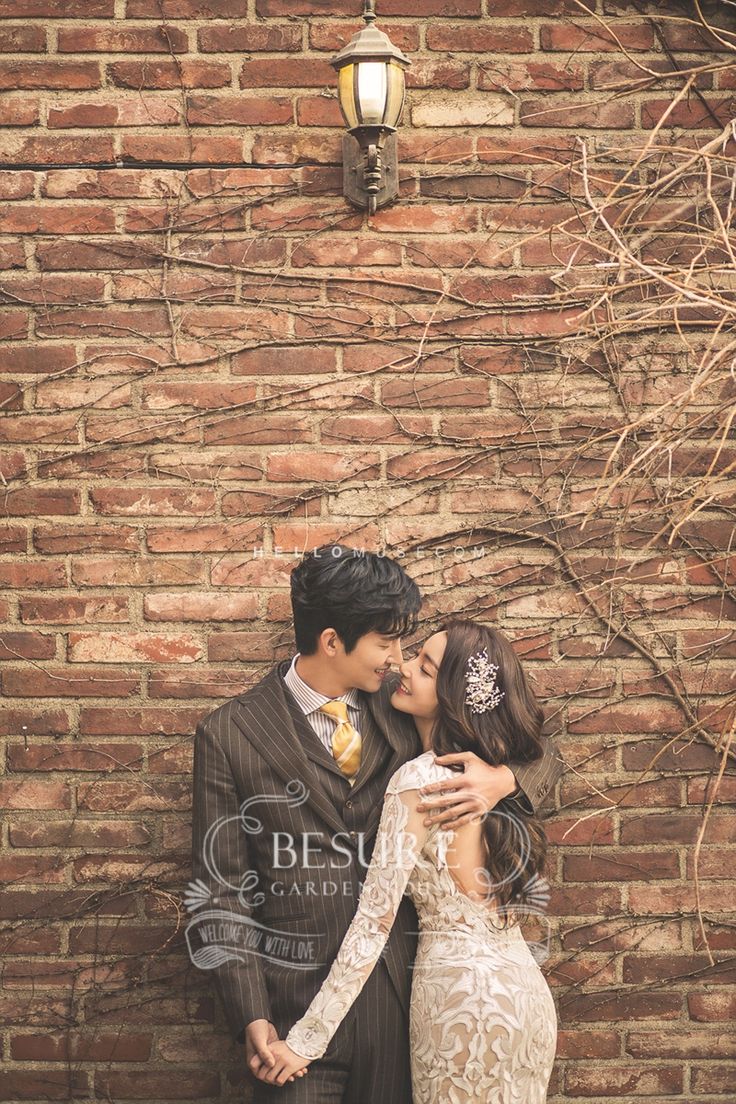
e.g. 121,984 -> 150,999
464,647 -> 505,714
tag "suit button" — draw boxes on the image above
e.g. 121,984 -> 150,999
349,830 -> 357,837
345,800 -> 353,808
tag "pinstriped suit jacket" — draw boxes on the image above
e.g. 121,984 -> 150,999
190,659 -> 565,1049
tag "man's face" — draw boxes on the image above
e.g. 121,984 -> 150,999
329,630 -> 403,694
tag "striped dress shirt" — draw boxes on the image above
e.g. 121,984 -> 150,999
282,652 -> 363,754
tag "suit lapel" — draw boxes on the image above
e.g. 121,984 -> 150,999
347,695 -> 393,798
232,664 -> 351,840
232,663 -> 421,843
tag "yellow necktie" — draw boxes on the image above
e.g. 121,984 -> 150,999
318,700 -> 362,782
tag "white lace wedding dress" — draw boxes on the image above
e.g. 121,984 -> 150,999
285,751 -> 558,1103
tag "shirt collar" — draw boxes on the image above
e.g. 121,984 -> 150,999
283,653 -> 361,716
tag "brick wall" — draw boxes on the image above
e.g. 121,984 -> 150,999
1,1 -> 735,1101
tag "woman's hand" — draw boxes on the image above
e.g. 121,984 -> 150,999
418,751 -> 519,830
253,1039 -> 311,1085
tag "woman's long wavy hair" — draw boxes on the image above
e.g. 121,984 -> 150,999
428,618 -> 549,927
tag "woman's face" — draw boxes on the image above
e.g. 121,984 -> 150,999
390,630 -> 447,720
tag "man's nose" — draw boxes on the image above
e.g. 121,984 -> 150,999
389,639 -> 403,665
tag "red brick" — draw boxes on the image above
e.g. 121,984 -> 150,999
187,94 -> 292,126
68,631 -> 204,663
120,134 -> 243,164
0,245 -> 26,271
0,451 -> 27,482
0,61 -> 100,90
0,488 -> 80,517
208,556 -> 292,589
658,19 -> 735,52
267,452 -> 381,483
565,1065 -> 683,1096
0,170 -> 35,197
271,522 -> 380,549
0,782 -> 73,818
7,742 -> 143,771
310,21 -> 419,53
41,167 -> 183,199
251,131 -> 341,165
20,596 -> 129,624
489,0 -> 576,11
291,238 -> 403,267
108,60 -> 230,90
0,414 -> 78,444
204,414 -> 311,446
2,667 -> 140,697
381,377 -> 489,407
10,1031 -> 152,1061
57,26 -> 188,53
540,21 -> 655,51
231,345 -> 336,376
0,26 -> 47,51
688,990 -> 736,1021
479,59 -> 585,92
296,96 -> 343,128
386,447 -> 495,481
95,1072 -> 219,1099
255,0 -> 377,11
367,0 -> 480,11
0,631 -> 55,660
127,0 -> 247,13
49,97 -> 180,128
34,523 -> 139,556
406,59 -> 470,89
250,198 -> 359,232
642,97 -> 735,128
89,488 -> 216,517
0,205 -> 114,233
78,707 -> 200,736
239,58 -> 335,88
427,24 -> 532,52
75,778 -> 189,810
0,0 -> 112,12
0,310 -> 29,339
146,520 -> 261,553
0,135 -> 114,164
372,204 -> 479,234
143,593 -> 258,622
0,97 -> 40,126
520,98 -> 635,128
220,487 -> 320,516
321,415 -> 431,445
199,24 -> 301,52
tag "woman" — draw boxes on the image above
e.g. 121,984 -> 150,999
260,618 -> 558,1102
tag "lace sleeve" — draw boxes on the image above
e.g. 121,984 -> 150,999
284,773 -> 429,1061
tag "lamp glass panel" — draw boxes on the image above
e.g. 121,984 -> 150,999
337,64 -> 359,129
355,60 -> 388,125
383,60 -> 406,129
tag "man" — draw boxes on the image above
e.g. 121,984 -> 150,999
190,545 -> 564,1102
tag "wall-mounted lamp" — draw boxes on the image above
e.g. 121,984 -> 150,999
330,0 -> 411,215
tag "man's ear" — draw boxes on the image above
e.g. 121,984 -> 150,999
318,627 -> 340,657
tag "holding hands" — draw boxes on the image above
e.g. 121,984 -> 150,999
251,1040 -> 311,1086
245,1020 -> 310,1087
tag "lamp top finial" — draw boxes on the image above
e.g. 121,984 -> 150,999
364,0 -> 377,24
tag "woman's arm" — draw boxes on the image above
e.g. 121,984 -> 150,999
275,773 -> 430,1074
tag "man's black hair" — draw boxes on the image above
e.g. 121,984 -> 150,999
289,544 -> 421,655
